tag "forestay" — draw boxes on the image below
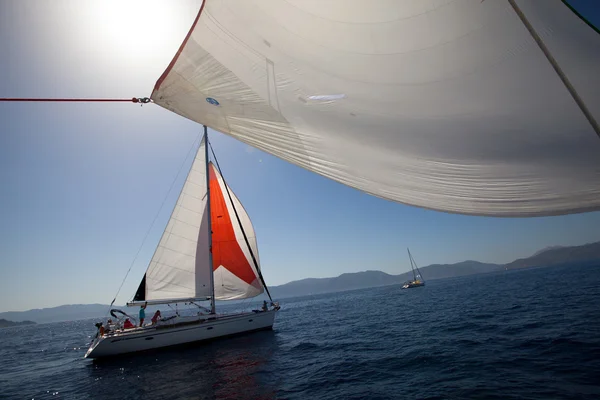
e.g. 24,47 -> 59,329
134,136 -> 212,302
151,0 -> 600,217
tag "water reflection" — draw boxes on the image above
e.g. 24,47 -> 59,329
85,330 -> 278,400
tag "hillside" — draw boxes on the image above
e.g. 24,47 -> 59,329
0,319 -> 36,328
0,304 -> 112,324
3,241 -> 598,323
270,270 -> 404,298
506,241 -> 600,270
532,245 -> 565,256
270,261 -> 502,298
414,261 -> 501,280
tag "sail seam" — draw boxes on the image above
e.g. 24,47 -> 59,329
170,217 -> 201,229
149,261 -> 197,274
156,231 -> 203,246
181,183 -> 208,199
171,203 -> 205,218
145,277 -> 194,291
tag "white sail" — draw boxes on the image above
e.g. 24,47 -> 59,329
135,137 -> 212,302
151,0 -> 600,217
208,162 -> 264,300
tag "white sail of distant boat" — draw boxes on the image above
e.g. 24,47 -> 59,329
85,128 -> 279,359
402,248 -> 425,289
150,0 -> 600,217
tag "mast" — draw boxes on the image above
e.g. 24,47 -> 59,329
507,0 -> 599,139
407,248 -> 424,281
204,125 -> 216,314
407,248 -> 416,281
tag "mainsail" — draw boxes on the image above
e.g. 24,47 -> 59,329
133,136 -> 264,303
407,248 -> 423,282
151,0 -> 600,217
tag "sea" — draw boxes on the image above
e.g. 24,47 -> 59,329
1,262 -> 600,400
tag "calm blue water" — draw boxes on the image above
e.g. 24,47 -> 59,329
2,263 -> 600,399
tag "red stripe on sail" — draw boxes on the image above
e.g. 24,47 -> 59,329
209,163 -> 256,285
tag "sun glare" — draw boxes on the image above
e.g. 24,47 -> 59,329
97,1 -> 169,57
86,0 -> 201,68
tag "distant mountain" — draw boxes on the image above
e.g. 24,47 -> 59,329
269,241 -> 600,298
506,241 -> 600,270
414,261 -> 501,280
0,304 -> 112,324
270,261 -> 502,299
532,245 -> 565,256
3,241 -> 599,323
269,270 -> 404,298
0,318 -> 36,328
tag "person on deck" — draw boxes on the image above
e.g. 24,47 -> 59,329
104,319 -> 112,334
123,318 -> 134,329
139,303 -> 147,327
262,300 -> 268,312
151,310 -> 161,325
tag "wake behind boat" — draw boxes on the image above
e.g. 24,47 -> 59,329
402,248 -> 425,289
86,127 -> 279,359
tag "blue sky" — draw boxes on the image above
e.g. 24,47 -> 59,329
1,0 -> 599,312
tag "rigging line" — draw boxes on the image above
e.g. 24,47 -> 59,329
410,251 -> 423,279
207,138 -> 274,302
107,132 -> 203,313
0,97 -> 151,103
507,0 -> 600,139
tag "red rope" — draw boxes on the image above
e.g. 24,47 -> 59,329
0,97 -> 150,103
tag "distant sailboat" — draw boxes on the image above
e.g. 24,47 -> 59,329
402,248 -> 425,289
85,127 -> 279,359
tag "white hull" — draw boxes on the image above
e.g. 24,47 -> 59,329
85,310 -> 276,359
402,281 -> 425,289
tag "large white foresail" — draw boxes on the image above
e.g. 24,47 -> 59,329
208,162 -> 264,300
134,136 -> 212,302
151,0 -> 600,217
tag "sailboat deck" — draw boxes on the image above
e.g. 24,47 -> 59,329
86,309 -> 277,358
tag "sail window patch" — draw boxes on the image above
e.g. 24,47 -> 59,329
206,97 -> 220,106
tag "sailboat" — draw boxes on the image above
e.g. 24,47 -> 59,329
85,127 -> 279,359
1,1 -> 599,353
402,248 -> 425,289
